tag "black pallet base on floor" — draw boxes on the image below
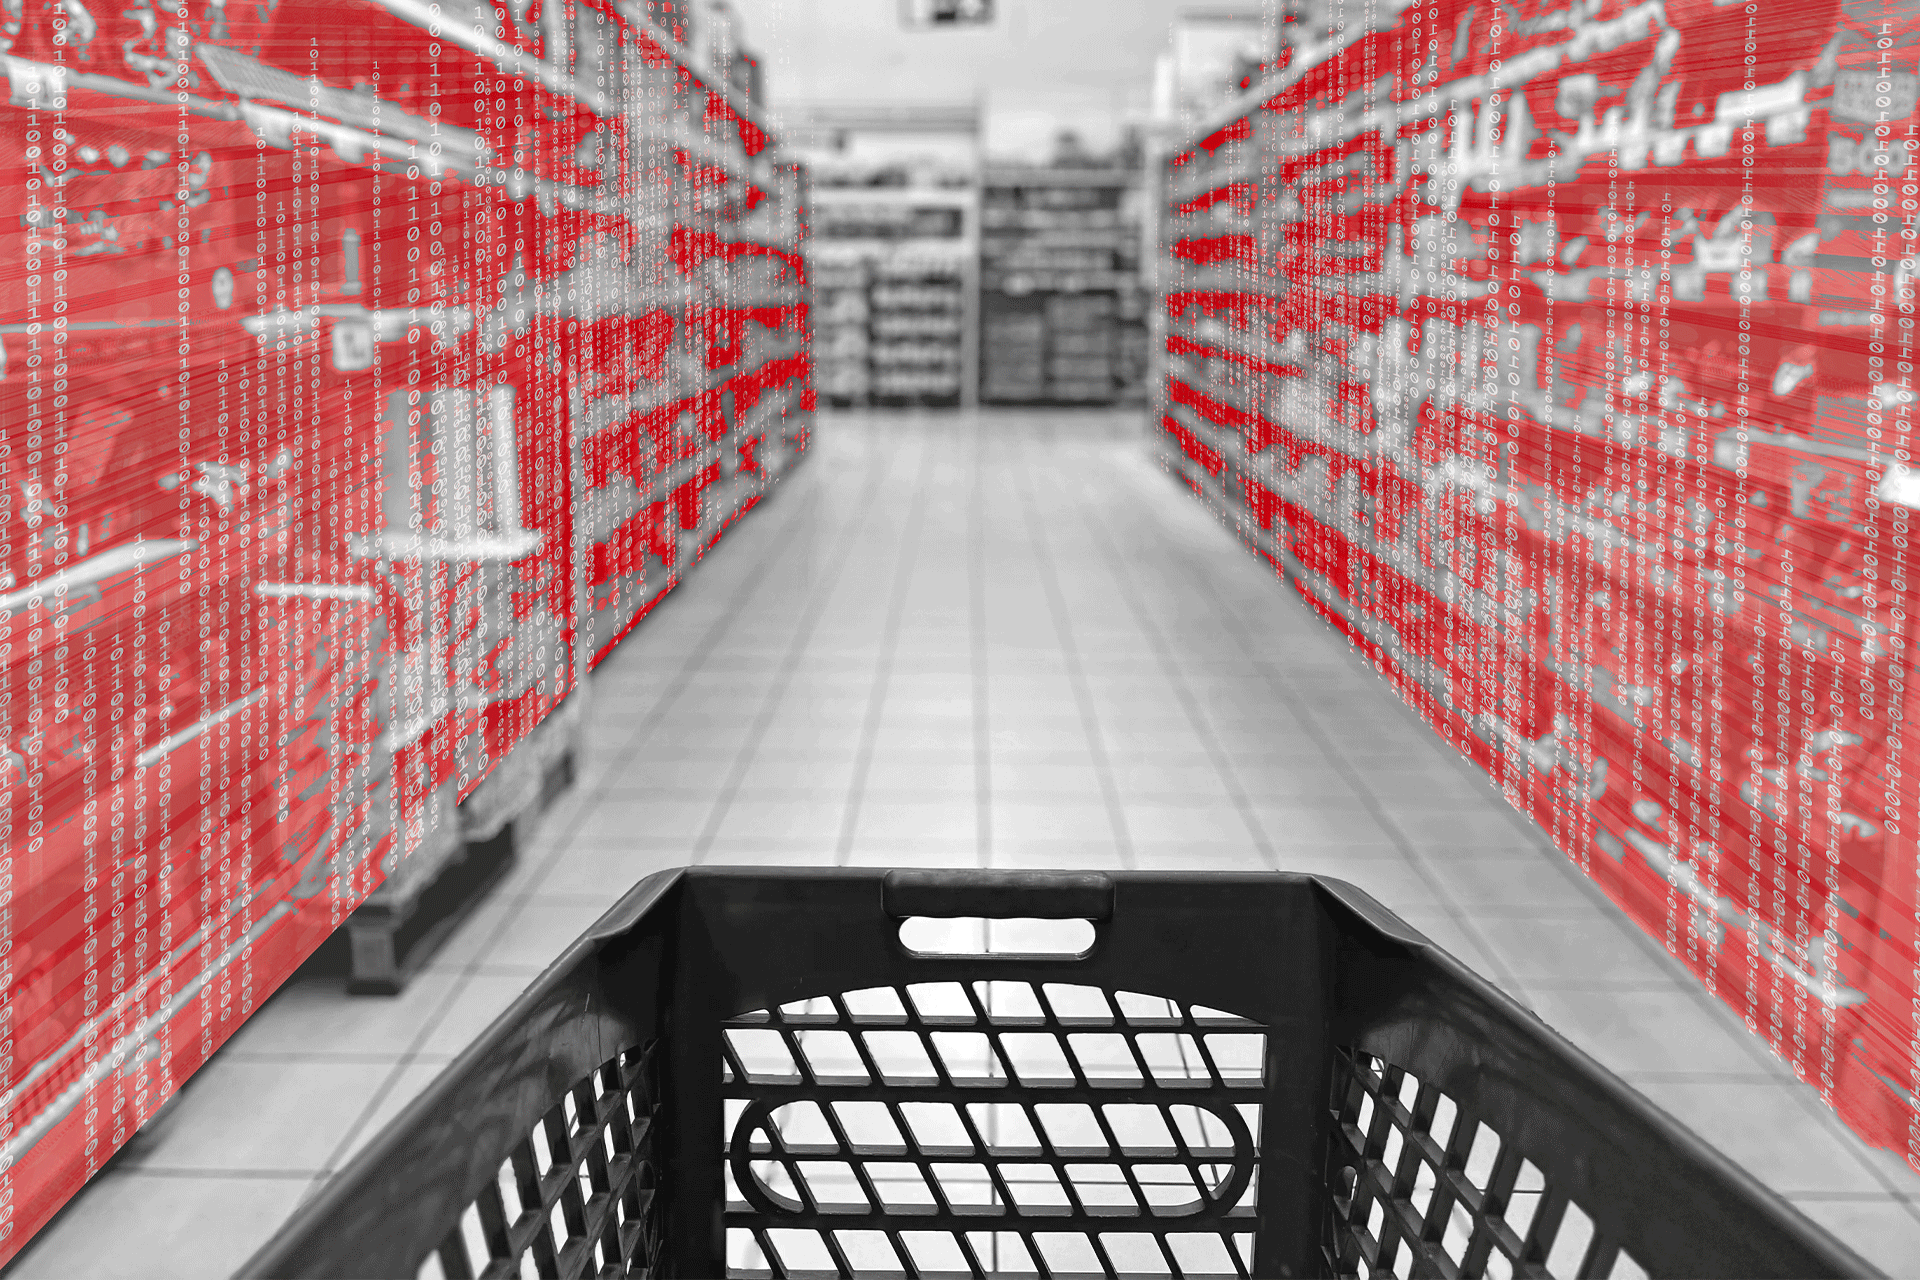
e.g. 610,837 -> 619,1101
345,750 -> 576,996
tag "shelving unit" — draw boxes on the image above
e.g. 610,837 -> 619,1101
811,187 -> 979,408
978,167 -> 1149,406
1149,0 -> 1920,1166
0,0 -> 810,1256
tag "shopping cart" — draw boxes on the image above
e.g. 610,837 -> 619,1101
237,868 -> 1880,1279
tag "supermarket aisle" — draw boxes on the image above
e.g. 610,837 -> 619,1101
11,409 -> 1920,1276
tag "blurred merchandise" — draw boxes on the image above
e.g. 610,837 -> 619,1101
813,190 -> 978,407
979,168 -> 1147,405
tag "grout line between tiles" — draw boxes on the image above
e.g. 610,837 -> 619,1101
219,1051 -> 457,1066
118,1167 -> 322,1181
1520,990 -> 1720,997
1615,1070 -> 1822,1083
835,438 -> 938,864
1060,433 -> 1281,870
1777,1191 -> 1920,1203
691,438 -> 921,863
973,404 -> 994,871
1008,434 -> 1136,869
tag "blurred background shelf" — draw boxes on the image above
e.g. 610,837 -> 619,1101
979,166 -> 1150,407
809,172 -> 981,410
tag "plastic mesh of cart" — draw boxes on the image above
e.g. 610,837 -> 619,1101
1325,1049 -> 1656,1280
720,980 -> 1264,1279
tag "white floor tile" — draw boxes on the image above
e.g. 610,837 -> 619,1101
116,1059 -> 394,1173
6,1171 -> 312,1280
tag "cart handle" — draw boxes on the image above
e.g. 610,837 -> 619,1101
881,870 -> 1114,921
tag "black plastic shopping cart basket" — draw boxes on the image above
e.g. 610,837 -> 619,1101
237,868 -> 1880,1279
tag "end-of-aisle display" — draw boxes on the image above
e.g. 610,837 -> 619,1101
811,187 -> 977,408
981,167 -> 1150,406
1153,0 -> 1920,1176
0,0 -> 810,1257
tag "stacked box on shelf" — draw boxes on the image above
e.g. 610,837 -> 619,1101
0,0 -> 809,1257
979,168 -> 1148,405
1153,0 -> 1920,1167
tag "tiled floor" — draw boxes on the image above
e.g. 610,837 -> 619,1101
11,408 -> 1920,1276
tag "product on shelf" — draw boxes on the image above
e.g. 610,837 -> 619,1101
1154,0 -> 1920,1167
0,0 -> 810,1257
810,202 -> 964,240
870,314 -> 963,338
869,281 -> 966,310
